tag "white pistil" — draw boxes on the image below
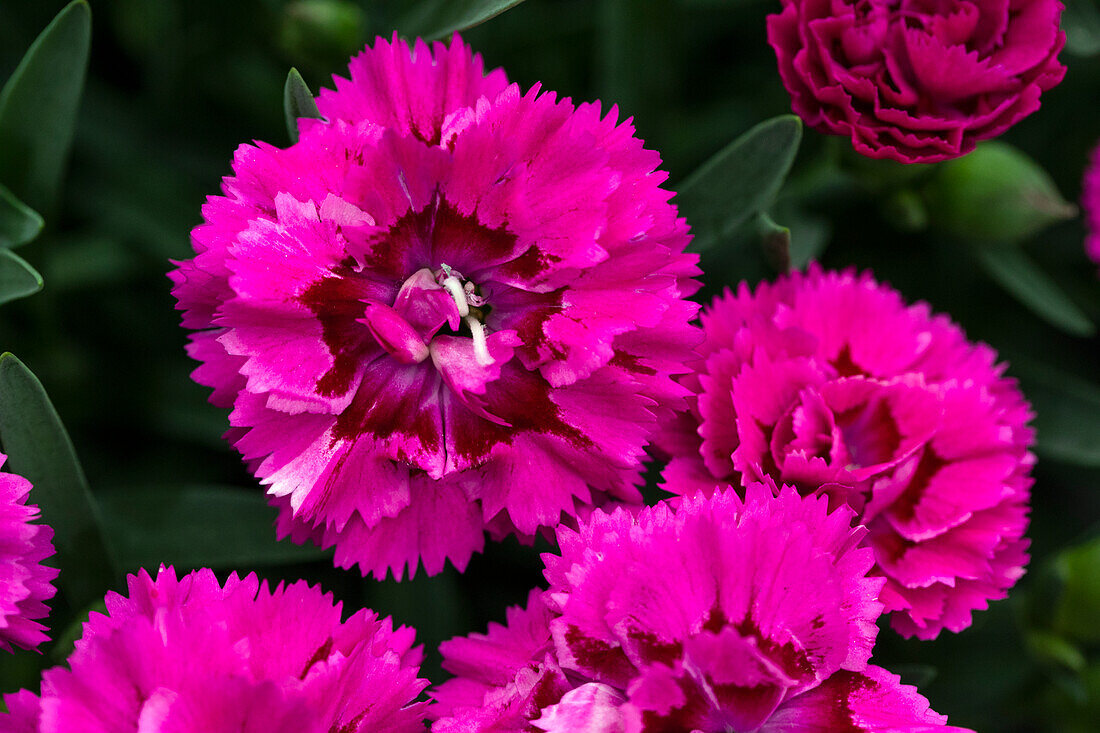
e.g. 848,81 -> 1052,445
466,316 -> 494,366
442,275 -> 470,317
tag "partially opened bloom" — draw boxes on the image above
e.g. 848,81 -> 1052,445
767,0 -> 1066,163
0,453 -> 57,652
2,566 -> 428,732
169,35 -> 700,580
432,486 -> 971,732
662,266 -> 1034,638
1084,142 -> 1100,271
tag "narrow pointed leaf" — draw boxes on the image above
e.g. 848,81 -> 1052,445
974,247 -> 1095,337
0,183 -> 43,248
98,485 -> 328,571
397,0 -> 529,41
677,115 -> 802,253
0,0 -> 92,213
283,67 -> 322,144
0,248 -> 43,305
0,353 -> 117,607
1012,359 -> 1100,466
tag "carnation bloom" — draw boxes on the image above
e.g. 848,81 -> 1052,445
1,566 -> 428,732
0,453 -> 57,652
767,0 -> 1066,163
168,35 -> 700,580
661,266 -> 1033,639
431,486 -> 971,732
1084,142 -> 1100,270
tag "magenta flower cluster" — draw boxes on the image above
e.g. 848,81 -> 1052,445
3,14 -> 1065,728
432,485 -> 972,732
2,567 -> 428,732
767,0 -> 1067,162
662,266 -> 1034,638
170,35 -> 700,581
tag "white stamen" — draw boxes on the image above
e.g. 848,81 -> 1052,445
466,316 -> 494,366
442,276 -> 470,317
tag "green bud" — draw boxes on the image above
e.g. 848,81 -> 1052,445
924,141 -> 1076,245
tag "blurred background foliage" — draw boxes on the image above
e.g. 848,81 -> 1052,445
0,1 -> 1098,730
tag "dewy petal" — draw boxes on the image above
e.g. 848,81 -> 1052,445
361,302 -> 431,364
0,454 -> 58,653
170,34 -> 699,579
6,567 -> 429,732
532,683 -> 626,733
662,265 -> 1034,638
762,666 -> 975,732
433,488 -> 963,732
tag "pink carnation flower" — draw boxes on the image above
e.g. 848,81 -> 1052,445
1083,142 -> 1100,269
169,35 -> 700,580
662,266 -> 1034,639
2,566 -> 428,732
0,453 -> 57,652
767,0 -> 1066,163
431,486 -> 971,732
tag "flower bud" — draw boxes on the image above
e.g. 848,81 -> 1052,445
925,142 -> 1076,244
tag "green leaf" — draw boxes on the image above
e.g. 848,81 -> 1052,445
0,248 -> 43,305
98,485 -> 329,571
283,67 -> 323,144
1054,537 -> 1100,643
973,247 -> 1095,337
0,0 -> 92,213
396,0 -> 529,41
677,115 -> 802,254
1012,359 -> 1100,466
0,183 -> 43,248
0,353 -> 117,608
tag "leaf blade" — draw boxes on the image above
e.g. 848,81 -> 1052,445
0,183 -> 44,248
974,246 -> 1095,337
0,248 -> 43,306
397,0 -> 529,41
0,353 -> 118,607
0,0 -> 92,213
283,67 -> 322,144
677,115 -> 803,254
1012,359 -> 1100,467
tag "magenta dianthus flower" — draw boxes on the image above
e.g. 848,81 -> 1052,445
662,265 -> 1033,639
169,35 -> 700,580
1083,142 -> 1100,270
2,566 -> 428,732
0,453 -> 57,653
767,0 -> 1066,163
431,486 -> 970,732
